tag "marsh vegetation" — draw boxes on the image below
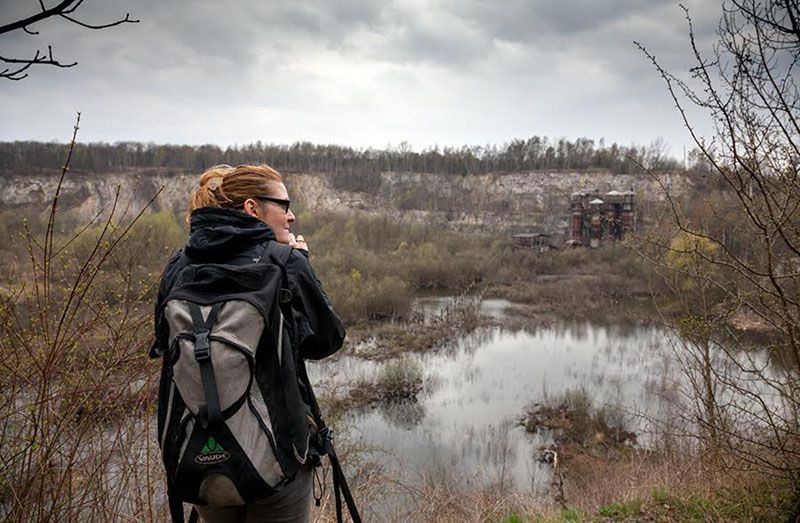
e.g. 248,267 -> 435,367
1,172 -> 794,520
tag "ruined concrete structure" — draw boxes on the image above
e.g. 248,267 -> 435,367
512,233 -> 559,252
570,190 -> 635,247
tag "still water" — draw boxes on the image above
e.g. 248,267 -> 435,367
307,298 -> 676,496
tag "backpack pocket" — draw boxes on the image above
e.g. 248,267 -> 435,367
168,300 -> 259,417
169,392 -> 287,506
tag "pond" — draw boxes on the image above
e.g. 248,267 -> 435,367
307,298 -> 680,502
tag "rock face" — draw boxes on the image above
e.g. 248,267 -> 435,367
1,169 -> 691,236
3,170 -> 197,223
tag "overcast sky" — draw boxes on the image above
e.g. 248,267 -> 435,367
1,0 -> 723,156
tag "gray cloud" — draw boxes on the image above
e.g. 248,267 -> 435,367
0,0 -> 723,153
453,0 -> 675,41
265,1 -> 386,42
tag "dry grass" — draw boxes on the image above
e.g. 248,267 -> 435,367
392,486 -> 551,523
523,388 -> 637,451
306,439 -> 794,522
307,450 -> 557,523
558,447 -> 794,520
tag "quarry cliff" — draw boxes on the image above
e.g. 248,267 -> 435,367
1,169 -> 690,237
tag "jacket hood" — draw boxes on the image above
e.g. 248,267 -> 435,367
185,207 -> 276,262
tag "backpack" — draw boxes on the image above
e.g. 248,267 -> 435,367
155,242 -> 360,522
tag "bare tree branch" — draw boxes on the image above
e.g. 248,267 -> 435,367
0,1 -> 79,35
59,12 -> 138,30
0,1 -> 138,80
0,46 -> 76,81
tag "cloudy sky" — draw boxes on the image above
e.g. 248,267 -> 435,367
1,0 -> 722,156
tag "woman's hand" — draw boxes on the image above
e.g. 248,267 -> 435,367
288,233 -> 308,252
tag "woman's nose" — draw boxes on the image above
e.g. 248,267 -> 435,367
287,209 -> 296,223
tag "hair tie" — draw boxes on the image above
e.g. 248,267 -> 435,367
206,176 -> 223,190
205,176 -> 225,198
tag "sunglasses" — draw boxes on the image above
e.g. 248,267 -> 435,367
254,196 -> 291,214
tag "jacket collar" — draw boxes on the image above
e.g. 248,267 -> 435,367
185,207 -> 276,262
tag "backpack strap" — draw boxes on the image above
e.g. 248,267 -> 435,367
264,241 -> 295,307
167,493 -> 198,523
188,302 -> 224,429
263,240 -> 361,522
264,240 -> 293,266
298,361 -> 362,523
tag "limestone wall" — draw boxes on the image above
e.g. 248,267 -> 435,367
1,169 -> 692,235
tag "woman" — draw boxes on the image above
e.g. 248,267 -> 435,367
151,164 -> 345,523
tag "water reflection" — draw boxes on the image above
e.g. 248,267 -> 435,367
378,400 -> 425,430
306,298 -> 711,498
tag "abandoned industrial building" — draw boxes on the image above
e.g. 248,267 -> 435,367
512,233 -> 560,252
512,189 -> 635,251
570,190 -> 635,247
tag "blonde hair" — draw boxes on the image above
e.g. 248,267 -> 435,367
188,164 -> 283,216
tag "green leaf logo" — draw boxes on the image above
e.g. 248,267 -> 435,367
201,436 -> 225,454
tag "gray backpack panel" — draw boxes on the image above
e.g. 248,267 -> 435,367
167,300 -> 261,415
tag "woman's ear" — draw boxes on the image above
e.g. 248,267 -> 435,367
242,198 -> 260,218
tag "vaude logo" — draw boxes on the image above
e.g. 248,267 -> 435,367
195,436 -> 230,465
195,451 -> 230,465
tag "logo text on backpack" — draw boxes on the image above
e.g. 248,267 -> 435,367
195,436 -> 231,465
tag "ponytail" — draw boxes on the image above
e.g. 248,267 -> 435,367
189,165 -> 235,211
188,164 -> 283,221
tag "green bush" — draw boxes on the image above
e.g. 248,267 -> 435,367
499,512 -> 524,523
560,507 -> 587,522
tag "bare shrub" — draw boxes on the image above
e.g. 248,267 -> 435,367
325,271 -> 413,323
0,115 -> 166,521
375,357 -> 424,401
524,387 -> 636,448
637,1 -> 800,514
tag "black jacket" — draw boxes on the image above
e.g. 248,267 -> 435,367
150,207 -> 345,361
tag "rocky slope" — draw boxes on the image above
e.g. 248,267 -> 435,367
2,169 -> 691,236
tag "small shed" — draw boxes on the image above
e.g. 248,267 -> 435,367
512,233 -> 559,253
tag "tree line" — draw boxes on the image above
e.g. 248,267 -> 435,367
0,136 -> 688,176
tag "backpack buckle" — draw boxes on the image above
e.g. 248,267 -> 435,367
194,330 -> 211,361
317,426 -> 335,455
